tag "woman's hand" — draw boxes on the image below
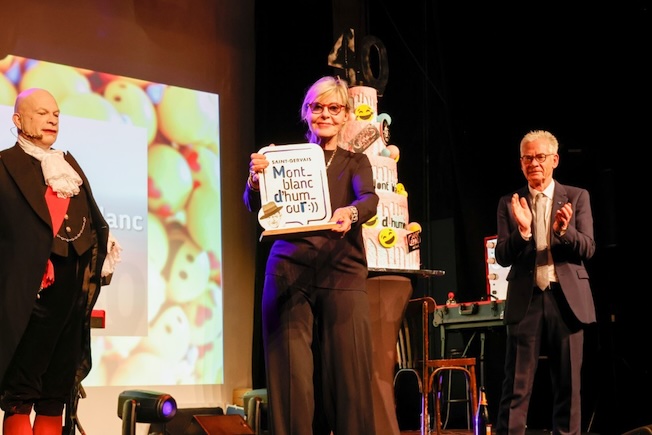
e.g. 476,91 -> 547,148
248,144 -> 273,189
330,206 -> 354,237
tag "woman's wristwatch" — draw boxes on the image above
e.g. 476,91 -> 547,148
247,171 -> 259,192
348,206 -> 358,223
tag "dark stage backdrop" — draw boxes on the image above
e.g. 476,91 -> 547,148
253,1 -> 647,434
0,1 -> 256,434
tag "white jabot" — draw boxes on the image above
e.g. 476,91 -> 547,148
17,136 -> 82,198
17,138 -> 122,280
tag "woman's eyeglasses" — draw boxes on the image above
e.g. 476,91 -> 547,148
307,102 -> 346,116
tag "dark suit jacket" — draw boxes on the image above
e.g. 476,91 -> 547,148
0,143 -> 110,386
244,147 -> 379,291
495,180 -> 596,325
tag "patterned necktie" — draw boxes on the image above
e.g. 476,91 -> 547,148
535,193 -> 550,290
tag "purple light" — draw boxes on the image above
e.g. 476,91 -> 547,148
161,398 -> 176,418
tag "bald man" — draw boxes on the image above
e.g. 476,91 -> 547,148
0,88 -> 114,435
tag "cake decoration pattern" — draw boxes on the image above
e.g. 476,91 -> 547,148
341,86 -> 421,270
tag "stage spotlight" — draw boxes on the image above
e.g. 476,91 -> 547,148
117,389 -> 177,435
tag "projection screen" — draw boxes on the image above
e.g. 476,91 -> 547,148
0,54 -> 224,387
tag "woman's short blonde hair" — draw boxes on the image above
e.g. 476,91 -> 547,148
301,76 -> 349,143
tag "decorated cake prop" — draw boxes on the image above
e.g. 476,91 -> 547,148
342,86 -> 421,270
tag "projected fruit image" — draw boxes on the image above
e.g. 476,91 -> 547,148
157,85 -> 220,150
180,145 -> 220,190
148,144 -> 194,217
0,74 -> 17,106
19,60 -> 91,101
186,184 -> 222,284
164,235 -> 211,304
104,79 -> 158,144
60,92 -> 124,123
0,54 -> 15,71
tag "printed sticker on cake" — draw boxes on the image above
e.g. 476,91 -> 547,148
378,114 -> 391,145
363,215 -> 379,228
256,143 -> 333,233
378,228 -> 397,248
406,232 -> 420,252
350,124 -> 380,153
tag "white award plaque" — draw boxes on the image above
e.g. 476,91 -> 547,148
256,143 -> 337,241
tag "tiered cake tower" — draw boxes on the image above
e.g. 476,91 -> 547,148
341,86 -> 421,270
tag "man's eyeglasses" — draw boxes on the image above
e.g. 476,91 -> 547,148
307,102 -> 346,116
520,153 -> 555,164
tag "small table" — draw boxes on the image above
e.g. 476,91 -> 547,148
433,300 -> 505,386
367,268 -> 445,435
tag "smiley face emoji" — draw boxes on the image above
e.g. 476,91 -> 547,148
363,215 -> 379,228
396,183 -> 408,197
378,228 -> 397,248
354,104 -> 374,121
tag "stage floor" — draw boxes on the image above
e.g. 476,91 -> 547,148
400,430 -> 600,435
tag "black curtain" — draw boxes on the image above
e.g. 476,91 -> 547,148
253,1 -> 645,433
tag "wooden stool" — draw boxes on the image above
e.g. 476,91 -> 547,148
428,357 -> 478,435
